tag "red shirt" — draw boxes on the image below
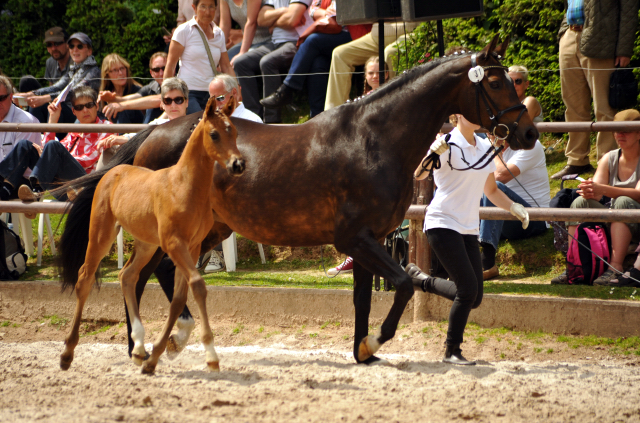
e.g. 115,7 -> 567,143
42,117 -> 111,174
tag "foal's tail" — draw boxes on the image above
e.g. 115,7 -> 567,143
57,127 -> 155,292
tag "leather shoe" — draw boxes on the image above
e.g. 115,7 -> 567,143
260,84 -> 294,108
18,185 -> 39,203
551,164 -> 594,180
483,265 -> 499,280
550,270 -> 569,285
405,263 -> 430,292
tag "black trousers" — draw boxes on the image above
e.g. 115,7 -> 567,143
426,228 -> 483,345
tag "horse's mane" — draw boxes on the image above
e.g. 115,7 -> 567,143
354,51 -> 477,106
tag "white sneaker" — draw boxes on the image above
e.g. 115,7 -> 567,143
196,250 -> 212,271
327,257 -> 354,276
204,251 -> 225,273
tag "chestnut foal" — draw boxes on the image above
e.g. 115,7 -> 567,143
59,98 -> 244,374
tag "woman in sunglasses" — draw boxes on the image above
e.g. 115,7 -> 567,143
14,32 -> 100,125
0,86 -> 110,204
98,53 -> 144,124
95,78 -> 190,169
508,65 -> 543,123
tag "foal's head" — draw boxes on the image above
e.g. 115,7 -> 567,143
456,36 -> 539,150
200,97 -> 245,176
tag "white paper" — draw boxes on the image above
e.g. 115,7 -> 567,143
54,82 -> 73,107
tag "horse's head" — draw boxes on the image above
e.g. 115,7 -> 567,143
457,36 -> 539,150
201,97 -> 245,176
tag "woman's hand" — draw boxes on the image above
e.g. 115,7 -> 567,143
96,135 -> 128,151
98,91 -> 117,103
577,178 -> 606,200
47,102 -> 62,123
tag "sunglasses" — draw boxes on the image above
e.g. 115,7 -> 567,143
68,43 -> 85,50
513,78 -> 524,85
150,66 -> 165,73
72,101 -> 96,111
162,96 -> 185,105
0,93 -> 10,102
46,41 -> 65,48
215,93 -> 228,102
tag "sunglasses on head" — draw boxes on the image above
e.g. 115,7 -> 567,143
68,43 -> 85,50
162,96 -> 185,105
72,101 -> 96,111
0,93 -> 10,102
150,66 -> 165,73
46,41 -> 65,48
513,78 -> 524,85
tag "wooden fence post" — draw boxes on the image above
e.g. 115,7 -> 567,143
411,178 -> 433,322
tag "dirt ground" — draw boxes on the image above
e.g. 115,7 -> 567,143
1,316 -> 640,423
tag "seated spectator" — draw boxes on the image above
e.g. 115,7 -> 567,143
0,76 -> 41,200
16,27 -> 71,123
259,0 -> 352,118
97,53 -> 143,124
508,65 -> 543,122
95,77 -> 191,169
219,0 -> 271,63
324,21 -> 418,110
208,74 -> 262,123
2,86 -> 110,204
165,0 -> 235,114
14,32 -> 100,125
552,109 -> 640,285
100,52 -> 167,124
235,0 -> 310,123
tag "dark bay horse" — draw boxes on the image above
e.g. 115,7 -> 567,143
57,37 -> 538,365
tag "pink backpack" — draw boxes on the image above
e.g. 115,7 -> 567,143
566,222 -> 611,285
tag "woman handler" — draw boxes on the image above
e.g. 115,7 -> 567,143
408,114 -> 529,365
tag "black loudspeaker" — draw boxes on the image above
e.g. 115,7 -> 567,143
336,0 -> 402,25
401,0 -> 484,22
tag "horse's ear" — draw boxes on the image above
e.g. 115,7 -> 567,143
481,34 -> 500,58
203,96 -> 217,119
222,96 -> 236,117
494,36 -> 510,59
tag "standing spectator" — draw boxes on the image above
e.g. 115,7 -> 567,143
14,32 -> 100,125
5,86 -> 110,203
219,0 -> 271,63
165,0 -> 236,114
0,76 -> 41,200
100,52 -> 167,124
551,0 -> 639,180
17,27 -> 71,123
324,22 -> 417,110
177,0 -> 196,25
98,53 -> 144,124
234,0 -> 311,123
260,0 -> 352,118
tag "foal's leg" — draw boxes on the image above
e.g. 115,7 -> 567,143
338,227 -> 415,363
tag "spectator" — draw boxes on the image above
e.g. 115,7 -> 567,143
553,109 -> 640,285
0,76 -> 41,200
6,86 -> 110,204
324,21 -> 418,110
96,77 -> 190,170
14,32 -> 100,125
165,0 -> 236,114
177,0 -> 196,25
208,73 -> 262,122
100,52 -> 167,124
508,65 -> 543,123
260,0 -> 352,118
234,0 -> 311,123
98,53 -> 144,124
219,0 -> 271,63
551,0 -> 639,180
17,27 -> 71,123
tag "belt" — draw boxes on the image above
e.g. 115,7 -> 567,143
569,24 -> 583,31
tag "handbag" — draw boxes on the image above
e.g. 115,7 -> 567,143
195,25 -> 219,77
296,0 -> 342,47
609,67 -> 637,110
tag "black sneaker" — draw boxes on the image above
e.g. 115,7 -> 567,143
260,84 -> 294,108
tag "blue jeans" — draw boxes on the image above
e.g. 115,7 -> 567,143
283,31 -> 352,117
187,90 -> 211,115
479,181 -> 548,249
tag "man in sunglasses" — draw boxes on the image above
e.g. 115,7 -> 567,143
0,86 -> 110,205
14,32 -> 100,125
100,52 -> 167,124
208,74 -> 262,123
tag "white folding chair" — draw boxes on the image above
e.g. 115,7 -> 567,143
36,199 -> 56,266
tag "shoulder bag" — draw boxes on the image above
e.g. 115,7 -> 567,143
195,25 -> 219,76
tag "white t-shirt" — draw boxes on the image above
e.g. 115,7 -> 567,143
232,102 -> 262,123
0,104 -> 40,160
263,0 -> 312,44
172,18 -> 227,91
424,128 -> 497,235
502,140 -> 550,208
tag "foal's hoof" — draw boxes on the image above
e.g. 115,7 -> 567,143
141,361 -> 157,374
207,361 -> 220,372
357,334 -> 381,362
132,353 -> 146,367
166,335 -> 185,360
60,354 -> 73,371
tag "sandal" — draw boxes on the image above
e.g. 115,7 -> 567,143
609,268 -> 640,288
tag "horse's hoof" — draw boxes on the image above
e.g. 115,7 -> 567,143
141,361 -> 156,374
59,354 -> 73,371
360,356 -> 392,366
165,335 -> 184,360
207,361 -> 220,372
132,353 -> 146,366
357,334 -> 381,362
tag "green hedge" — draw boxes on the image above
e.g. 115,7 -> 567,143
395,0 -> 640,123
0,0 -> 176,86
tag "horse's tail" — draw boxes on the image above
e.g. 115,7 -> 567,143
57,126 -> 155,292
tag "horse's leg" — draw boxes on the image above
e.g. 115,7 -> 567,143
60,220 -> 118,370
351,260 -> 375,364
340,228 -> 415,364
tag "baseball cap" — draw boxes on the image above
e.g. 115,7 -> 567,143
614,109 -> 640,122
68,32 -> 92,47
44,27 -> 66,43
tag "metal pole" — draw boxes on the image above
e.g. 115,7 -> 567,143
378,19 -> 385,85
437,20 -> 445,56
